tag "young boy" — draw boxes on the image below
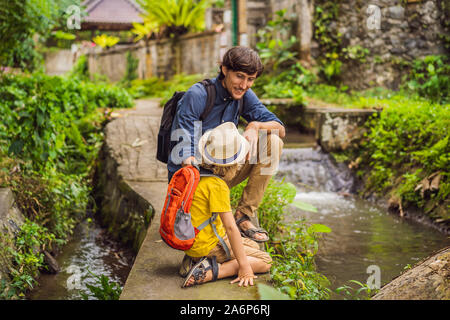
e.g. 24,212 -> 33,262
180,122 -> 272,288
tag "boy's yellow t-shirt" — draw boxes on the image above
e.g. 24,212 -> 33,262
184,176 -> 230,258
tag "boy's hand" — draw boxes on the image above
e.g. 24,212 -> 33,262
230,265 -> 257,287
182,156 -> 196,167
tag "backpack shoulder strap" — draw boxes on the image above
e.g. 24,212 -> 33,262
237,97 -> 244,119
199,79 -> 216,121
197,213 -> 231,259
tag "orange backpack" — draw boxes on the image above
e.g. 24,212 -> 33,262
159,165 -> 230,257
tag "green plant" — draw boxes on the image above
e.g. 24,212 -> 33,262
0,72 -> 132,170
313,2 -> 343,82
125,73 -> 204,104
404,55 -> 450,104
342,45 -> 370,63
68,54 -> 90,81
230,178 -> 331,300
93,34 -> 120,48
134,0 -> 211,39
0,71 -> 133,299
81,272 -> 122,300
0,0 -> 83,70
336,280 -> 378,300
121,51 -> 140,87
256,9 -> 298,72
1,220 -> 57,298
269,220 -> 331,300
347,94 -> 449,221
257,283 -> 291,300
230,178 -> 297,239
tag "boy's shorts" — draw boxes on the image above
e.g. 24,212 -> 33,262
206,235 -> 272,264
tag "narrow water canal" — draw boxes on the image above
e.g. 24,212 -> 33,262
29,146 -> 449,300
277,148 -> 450,298
28,219 -> 134,300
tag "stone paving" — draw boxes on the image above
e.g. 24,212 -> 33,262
104,99 -> 268,300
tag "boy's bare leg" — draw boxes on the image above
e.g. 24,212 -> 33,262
184,257 -> 270,287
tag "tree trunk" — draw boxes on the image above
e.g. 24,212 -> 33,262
371,246 -> 450,300
145,38 -> 153,79
297,0 -> 314,66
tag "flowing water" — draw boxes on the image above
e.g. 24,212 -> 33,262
276,147 -> 450,298
28,220 -> 134,300
29,146 -> 449,300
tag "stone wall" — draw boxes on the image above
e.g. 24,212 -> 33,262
266,0 -> 447,90
44,49 -> 77,76
335,0 -> 447,89
260,98 -> 379,152
87,31 -> 223,82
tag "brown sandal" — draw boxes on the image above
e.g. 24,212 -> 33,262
235,214 -> 269,243
181,256 -> 219,288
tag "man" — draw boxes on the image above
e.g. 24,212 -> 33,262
168,46 -> 285,243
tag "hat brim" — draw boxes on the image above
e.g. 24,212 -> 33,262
198,129 -> 249,167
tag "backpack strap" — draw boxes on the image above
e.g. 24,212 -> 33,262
198,78 -> 244,122
197,213 -> 231,260
200,79 -> 216,121
237,97 -> 244,119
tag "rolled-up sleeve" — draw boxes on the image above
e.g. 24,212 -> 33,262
241,88 -> 284,126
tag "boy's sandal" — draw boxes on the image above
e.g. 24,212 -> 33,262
182,256 -> 219,288
235,214 -> 269,243
179,254 -> 196,278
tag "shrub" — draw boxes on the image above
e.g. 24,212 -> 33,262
353,97 -> 449,218
404,55 -> 450,104
0,73 -> 132,171
230,178 -> 331,300
0,71 -> 133,299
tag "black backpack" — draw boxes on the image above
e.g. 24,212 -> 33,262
156,79 -> 243,164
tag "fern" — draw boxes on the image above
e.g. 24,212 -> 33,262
134,0 -> 210,38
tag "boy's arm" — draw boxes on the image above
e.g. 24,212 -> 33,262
219,211 -> 257,287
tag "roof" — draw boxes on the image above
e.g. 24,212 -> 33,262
82,0 -> 144,30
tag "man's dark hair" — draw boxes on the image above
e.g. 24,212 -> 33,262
218,46 -> 264,80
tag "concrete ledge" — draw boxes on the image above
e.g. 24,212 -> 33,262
260,97 -> 379,152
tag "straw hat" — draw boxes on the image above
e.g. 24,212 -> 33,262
198,122 -> 250,166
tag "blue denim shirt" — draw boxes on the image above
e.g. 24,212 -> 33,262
167,77 -> 284,177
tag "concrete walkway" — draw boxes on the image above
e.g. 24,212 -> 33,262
104,99 -> 269,300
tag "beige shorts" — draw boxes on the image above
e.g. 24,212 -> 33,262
206,234 -> 272,265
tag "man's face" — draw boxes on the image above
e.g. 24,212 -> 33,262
221,66 -> 257,100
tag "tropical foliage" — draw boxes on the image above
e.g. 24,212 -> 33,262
133,0 -> 211,39
92,34 -> 120,49
230,179 -> 331,300
353,97 -> 449,220
0,70 -> 133,299
255,9 -> 298,72
0,0 -> 81,70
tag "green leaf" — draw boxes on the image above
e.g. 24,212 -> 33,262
257,284 -> 291,300
291,200 -> 318,213
307,224 -> 332,233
